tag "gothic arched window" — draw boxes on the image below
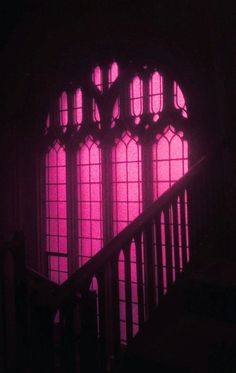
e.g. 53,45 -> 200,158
42,61 -> 189,284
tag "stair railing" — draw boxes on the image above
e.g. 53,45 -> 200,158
1,146 -> 225,373
42,147 -> 223,372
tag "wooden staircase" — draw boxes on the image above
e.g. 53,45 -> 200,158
122,258 -> 236,372
1,144 -> 233,373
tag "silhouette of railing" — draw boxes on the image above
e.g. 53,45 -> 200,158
0,148 -> 224,373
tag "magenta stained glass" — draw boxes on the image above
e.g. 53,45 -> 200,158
59,91 -> 68,128
74,88 -> 83,126
77,137 -> 103,266
111,98 -> 120,128
152,125 -> 188,199
92,66 -> 103,92
112,132 -> 142,236
149,71 -> 163,121
174,82 -> 188,118
108,62 -> 119,87
130,76 -> 143,124
45,143 -> 68,283
92,100 -> 101,123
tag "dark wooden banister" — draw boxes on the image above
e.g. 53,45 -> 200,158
53,154 -> 206,310
0,142 -> 224,373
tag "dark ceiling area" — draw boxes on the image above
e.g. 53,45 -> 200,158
0,0 -> 235,132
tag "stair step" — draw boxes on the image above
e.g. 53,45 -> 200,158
124,312 -> 236,372
122,259 -> 236,373
185,259 -> 236,322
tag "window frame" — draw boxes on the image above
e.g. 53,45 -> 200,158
39,61 -> 190,280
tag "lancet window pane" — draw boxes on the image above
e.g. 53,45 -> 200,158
152,126 -> 188,199
149,71 -> 163,120
59,91 -> 68,127
92,100 -> 101,122
92,66 -> 103,92
111,98 -> 120,127
130,76 -> 143,124
174,82 -> 188,118
108,62 -> 119,87
112,132 -> 142,236
74,88 -> 83,126
77,138 -> 103,266
45,143 -> 68,283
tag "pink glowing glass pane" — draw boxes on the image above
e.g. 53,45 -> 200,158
174,82 -> 188,118
74,88 -> 83,125
48,255 -> 68,284
77,137 -> 103,267
45,143 -> 67,252
108,62 -> 119,87
130,76 -> 143,118
149,71 -> 163,114
153,126 -> 188,200
45,144 -> 68,284
92,66 -> 103,92
93,100 -> 101,122
59,91 -> 68,126
112,99 -> 120,120
112,132 -> 142,236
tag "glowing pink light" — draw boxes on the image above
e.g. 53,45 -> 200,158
92,66 -> 103,92
77,138 -> 103,267
149,71 -> 163,115
174,82 -> 188,118
45,143 -> 68,284
74,88 -> 83,125
130,76 -> 143,119
112,132 -> 142,236
93,100 -> 101,122
59,91 -> 68,126
153,126 -> 188,199
109,62 -> 119,87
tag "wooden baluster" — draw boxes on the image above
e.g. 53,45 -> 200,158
155,213 -> 164,304
123,243 -> 133,344
186,183 -> 197,261
163,206 -> 173,288
96,269 -> 108,372
172,198 -> 180,276
134,232 -> 145,325
97,265 -> 116,372
110,255 -> 121,360
79,289 -> 98,373
30,305 -> 55,373
0,249 -> 4,372
179,191 -> 187,268
60,300 -> 77,373
143,223 -> 155,317
3,248 -> 17,373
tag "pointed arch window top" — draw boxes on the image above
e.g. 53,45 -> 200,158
130,76 -> 143,123
92,66 -> 103,92
149,71 -> 163,120
59,91 -> 68,127
74,88 -> 83,127
174,82 -> 188,118
108,62 -> 119,87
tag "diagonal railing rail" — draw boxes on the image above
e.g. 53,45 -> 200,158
0,144 -> 226,373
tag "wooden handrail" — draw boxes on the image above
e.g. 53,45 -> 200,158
52,153 -> 209,310
1,143 -> 224,373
